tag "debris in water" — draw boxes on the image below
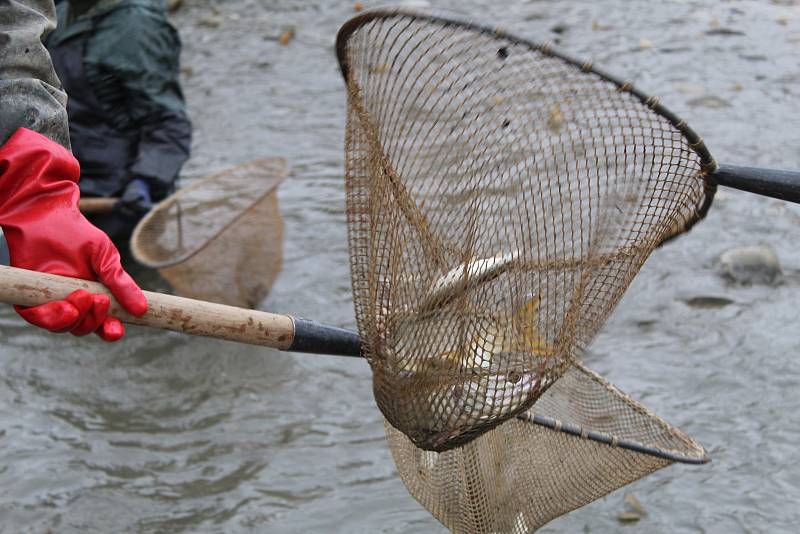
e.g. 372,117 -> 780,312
354,1 -> 365,11
550,23 -> 568,34
687,95 -> 732,109
660,45 -> 692,54
717,245 -> 782,286
685,296 -> 735,309
705,27 -> 745,36
279,25 -> 296,46
639,37 -> 653,49
167,0 -> 182,13
548,104 -> 564,132
617,511 -> 641,523
730,83 -> 743,92
180,66 -> 194,78
777,15 -> 790,26
197,15 -> 222,29
624,492 -> 646,515
592,20 -> 613,31
617,493 -> 646,523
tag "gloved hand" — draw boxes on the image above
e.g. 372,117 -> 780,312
0,128 -> 148,341
118,178 -> 153,217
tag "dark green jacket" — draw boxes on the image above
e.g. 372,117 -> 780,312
46,0 -> 191,198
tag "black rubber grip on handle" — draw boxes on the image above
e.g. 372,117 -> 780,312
711,164 -> 800,204
289,318 -> 363,357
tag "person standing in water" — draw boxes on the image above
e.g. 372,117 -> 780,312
46,0 -> 192,243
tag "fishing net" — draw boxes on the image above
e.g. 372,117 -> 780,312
385,362 -> 707,533
338,5 -> 714,454
337,6 -> 713,532
131,159 -> 286,308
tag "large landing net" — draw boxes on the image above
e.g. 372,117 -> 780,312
337,7 -> 712,532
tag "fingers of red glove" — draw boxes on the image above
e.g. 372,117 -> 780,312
70,293 -> 111,337
13,289 -> 93,333
96,316 -> 125,342
14,301 -> 79,332
90,237 -> 148,317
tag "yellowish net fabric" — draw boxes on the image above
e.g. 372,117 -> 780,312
386,362 -> 706,533
337,7 -> 712,532
339,7 -> 713,453
132,159 -> 286,307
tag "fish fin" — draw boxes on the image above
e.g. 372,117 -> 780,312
512,295 -> 550,354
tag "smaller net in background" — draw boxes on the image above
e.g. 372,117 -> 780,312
386,361 -> 708,533
132,159 -> 286,308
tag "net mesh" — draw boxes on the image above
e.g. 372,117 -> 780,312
338,8 -> 713,453
386,361 -> 706,533
338,7 -> 712,532
131,159 -> 286,307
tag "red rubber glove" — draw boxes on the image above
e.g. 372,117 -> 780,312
0,128 -> 147,341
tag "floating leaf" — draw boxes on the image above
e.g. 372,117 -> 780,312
279,26 -> 296,46
624,492 -> 646,515
617,511 -> 641,523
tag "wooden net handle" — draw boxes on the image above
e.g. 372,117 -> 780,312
0,265 -> 361,356
79,197 -> 119,214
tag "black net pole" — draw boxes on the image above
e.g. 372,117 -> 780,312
711,164 -> 800,204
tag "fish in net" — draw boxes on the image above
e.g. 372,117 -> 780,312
337,6 -> 711,531
131,158 -> 286,308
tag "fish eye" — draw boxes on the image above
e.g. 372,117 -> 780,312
508,371 -> 522,383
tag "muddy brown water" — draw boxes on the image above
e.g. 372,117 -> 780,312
1,1 -> 799,532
